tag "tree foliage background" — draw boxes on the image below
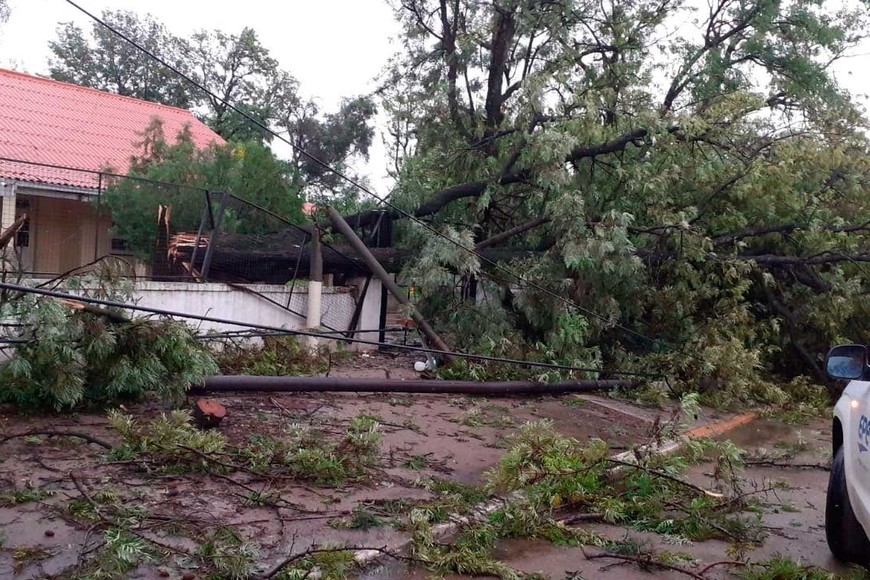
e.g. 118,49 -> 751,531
102,119 -> 306,261
37,0 -> 870,406
49,9 -> 376,197
374,0 -> 870,405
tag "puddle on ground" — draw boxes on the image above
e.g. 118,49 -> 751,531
719,419 -> 799,447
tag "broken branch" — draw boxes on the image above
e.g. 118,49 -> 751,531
0,429 -> 113,449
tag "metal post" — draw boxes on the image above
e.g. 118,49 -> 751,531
378,283 -> 389,346
200,191 -> 229,282
326,206 -> 453,358
189,202 -> 210,280
285,234 -> 309,309
345,275 -> 371,338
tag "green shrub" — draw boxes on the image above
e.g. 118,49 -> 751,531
214,335 -> 332,376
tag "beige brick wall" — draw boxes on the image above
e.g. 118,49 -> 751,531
0,193 -> 15,231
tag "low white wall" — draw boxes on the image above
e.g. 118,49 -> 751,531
346,276 -> 385,345
127,280 -> 383,350
1,278 -> 386,356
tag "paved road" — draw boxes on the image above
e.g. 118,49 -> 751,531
364,417 -> 854,579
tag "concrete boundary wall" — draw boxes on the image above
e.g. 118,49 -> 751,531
128,279 -> 384,350
1,278 -> 384,352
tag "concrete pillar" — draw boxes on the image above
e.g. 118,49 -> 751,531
0,184 -> 16,231
306,227 -> 323,349
0,185 -> 17,271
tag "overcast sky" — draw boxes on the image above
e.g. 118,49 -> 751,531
0,0 -> 868,193
0,0 -> 403,191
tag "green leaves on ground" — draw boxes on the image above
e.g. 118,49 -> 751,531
109,411 -> 382,486
0,275 -> 217,410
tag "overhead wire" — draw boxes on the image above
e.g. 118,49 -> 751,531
0,281 -> 657,379
62,0 -> 674,352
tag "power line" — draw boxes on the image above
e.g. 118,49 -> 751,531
0,281 -> 656,379
62,0 -> 672,351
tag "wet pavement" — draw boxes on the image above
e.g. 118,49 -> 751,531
0,350 -> 845,578
361,417 -> 847,579
0,385 -> 656,578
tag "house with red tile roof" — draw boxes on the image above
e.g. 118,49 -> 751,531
0,68 -> 223,275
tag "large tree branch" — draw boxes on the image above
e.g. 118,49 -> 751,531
714,221 -> 870,246
567,128 -> 649,161
474,216 -> 551,250
738,253 -> 870,266
483,8 -> 516,135
342,128 -> 654,228
439,0 -> 469,139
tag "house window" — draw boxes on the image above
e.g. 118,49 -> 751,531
15,200 -> 29,248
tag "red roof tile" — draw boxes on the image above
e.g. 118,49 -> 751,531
0,68 -> 224,190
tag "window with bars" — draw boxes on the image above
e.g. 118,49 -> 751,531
15,199 -> 29,248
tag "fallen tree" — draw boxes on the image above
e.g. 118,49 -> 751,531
167,230 -> 538,281
0,275 -> 218,410
368,0 -> 870,407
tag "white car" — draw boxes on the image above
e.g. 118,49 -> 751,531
824,344 -> 870,565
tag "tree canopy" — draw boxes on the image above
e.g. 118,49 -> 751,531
377,0 -> 870,405
102,119 -> 305,261
49,10 -> 376,195
49,11 -> 192,108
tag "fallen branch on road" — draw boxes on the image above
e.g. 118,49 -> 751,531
584,550 -> 706,579
0,429 -> 113,449
745,459 -> 830,471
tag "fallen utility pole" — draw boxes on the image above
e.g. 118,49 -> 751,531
0,281 -> 652,378
326,205 -> 453,359
196,376 -> 636,395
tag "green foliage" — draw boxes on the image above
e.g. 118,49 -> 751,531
85,529 -> 153,579
109,411 -> 382,486
239,416 -> 382,485
0,278 -> 218,411
0,488 -> 56,507
214,335 -> 331,376
198,528 -> 260,580
384,0 -> 870,405
108,410 -> 227,466
343,507 -> 384,530
758,376 -> 832,424
737,555 -> 869,580
434,308 -> 602,383
102,120 -> 304,260
49,10 -> 192,108
408,416 -> 765,578
276,548 -> 357,580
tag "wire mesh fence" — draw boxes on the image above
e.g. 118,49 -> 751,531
0,156 -> 214,280
0,156 -> 383,338
0,156 -> 364,285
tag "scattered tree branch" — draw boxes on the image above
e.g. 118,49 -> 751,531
585,551 -> 706,579
0,429 -> 113,449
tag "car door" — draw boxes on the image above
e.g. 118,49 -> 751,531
842,378 -> 870,533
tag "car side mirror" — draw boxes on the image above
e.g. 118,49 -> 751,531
826,344 -> 868,380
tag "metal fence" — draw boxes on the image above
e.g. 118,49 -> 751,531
0,157 -> 369,285
0,157 -> 396,340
